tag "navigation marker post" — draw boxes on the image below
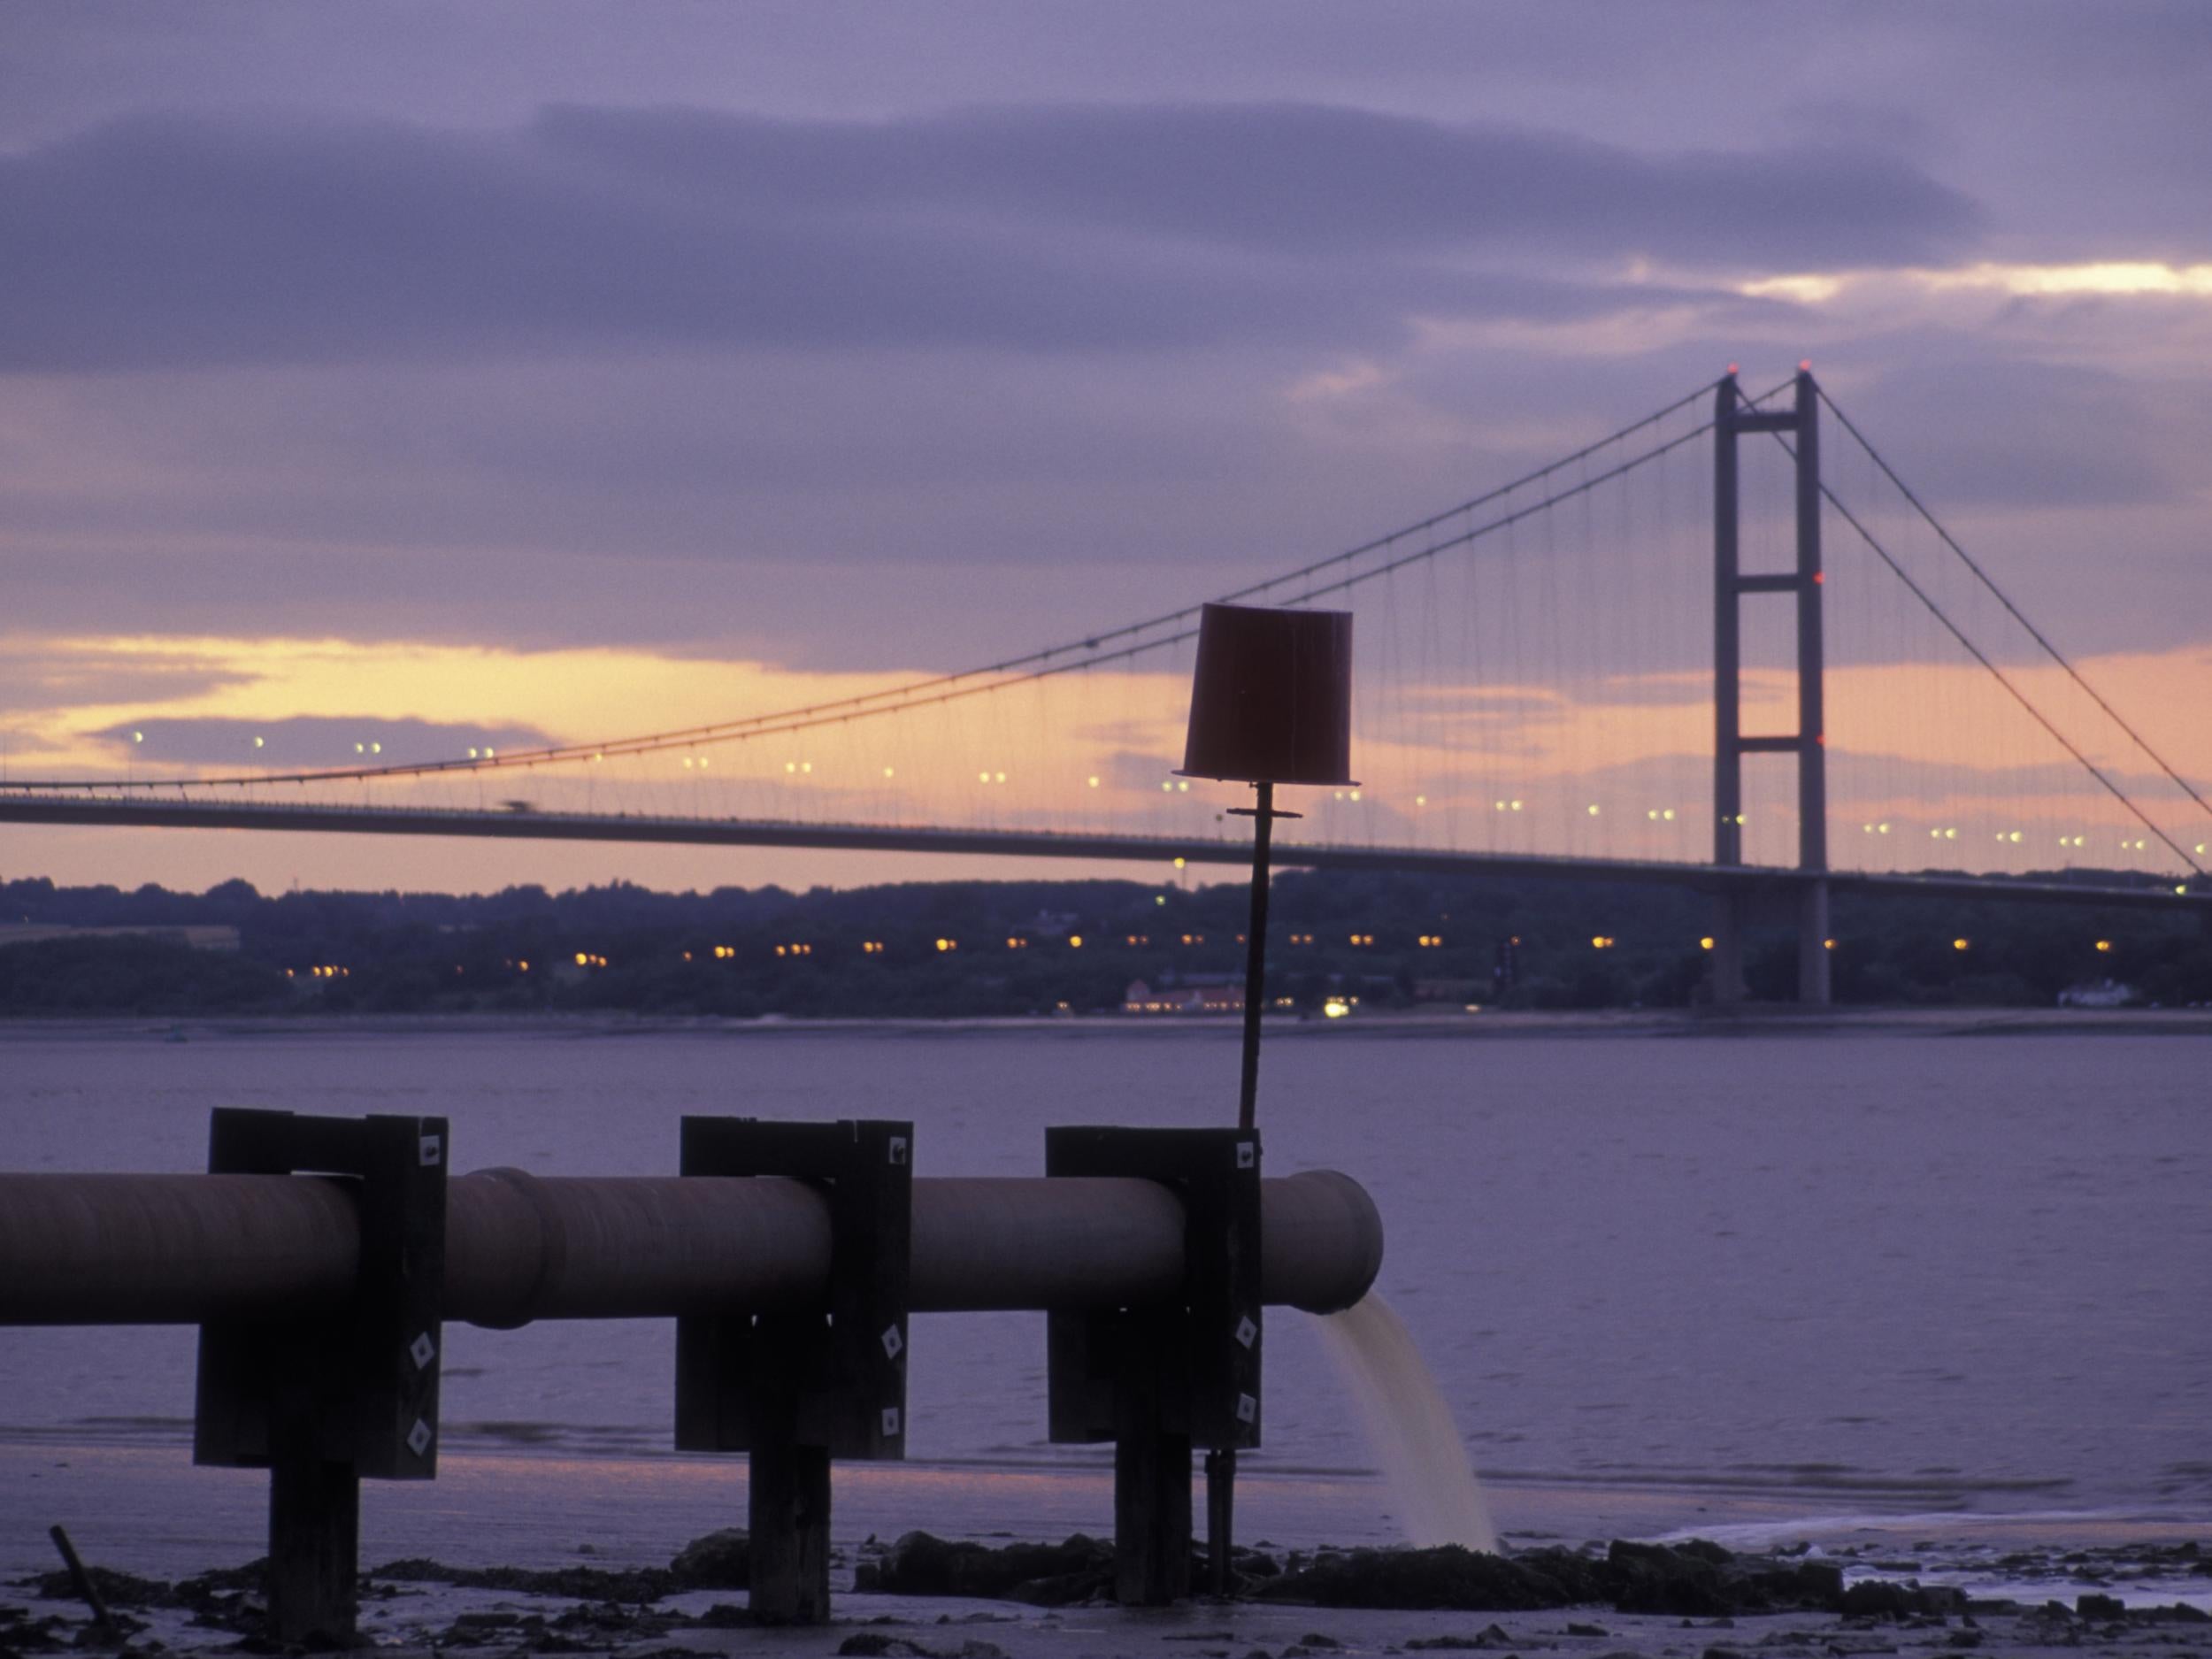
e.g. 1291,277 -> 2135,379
1178,601 -> 1355,1594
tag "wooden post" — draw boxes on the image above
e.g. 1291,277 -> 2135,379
1204,1448 -> 1234,1594
1047,1127 -> 1260,1607
268,1448 -> 361,1647
675,1118 -> 912,1627
194,1109 -> 446,1649
746,1363 -> 833,1625
1112,1317 -> 1191,1606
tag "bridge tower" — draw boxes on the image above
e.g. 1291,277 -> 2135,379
1711,368 -> 1829,1006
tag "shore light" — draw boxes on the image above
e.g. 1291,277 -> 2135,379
1699,936 -> 1715,950
1953,938 -> 1970,951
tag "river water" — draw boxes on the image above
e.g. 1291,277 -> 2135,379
2,1019 -> 2206,1582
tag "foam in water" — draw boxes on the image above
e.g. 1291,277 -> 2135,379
1314,1292 -> 1497,1552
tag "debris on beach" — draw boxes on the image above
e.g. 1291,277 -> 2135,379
856,1532 -> 1117,1605
1259,1538 -> 1854,1616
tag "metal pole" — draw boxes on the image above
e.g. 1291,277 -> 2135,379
1236,780 -> 1274,1134
1218,777 -> 1278,1593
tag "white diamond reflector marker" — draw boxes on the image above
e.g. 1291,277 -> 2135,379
418,1133 -> 442,1167
1234,1317 -> 1258,1349
1235,1393 -> 1258,1424
880,1324 -> 904,1360
1235,1141 -> 1256,1169
407,1418 -> 433,1456
880,1408 -> 902,1438
410,1332 -> 436,1370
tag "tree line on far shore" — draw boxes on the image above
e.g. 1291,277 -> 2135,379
0,867 -> 2204,1018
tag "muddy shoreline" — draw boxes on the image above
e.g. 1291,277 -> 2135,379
10,1531 -> 2208,1658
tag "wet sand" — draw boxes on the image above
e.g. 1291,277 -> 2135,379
8,1450 -> 2206,1659
12,1540 -> 2209,1659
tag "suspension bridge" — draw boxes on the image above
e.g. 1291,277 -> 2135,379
4,370 -> 2207,1003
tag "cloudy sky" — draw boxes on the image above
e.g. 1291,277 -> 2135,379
3,1 -> 2207,893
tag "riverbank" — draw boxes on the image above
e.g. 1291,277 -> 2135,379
4,1004 -> 2210,1041
10,1514 -> 2208,1657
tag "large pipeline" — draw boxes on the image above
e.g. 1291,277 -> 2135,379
0,1169 -> 1382,1326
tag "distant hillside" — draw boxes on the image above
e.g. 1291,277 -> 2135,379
0,868 -> 2203,1018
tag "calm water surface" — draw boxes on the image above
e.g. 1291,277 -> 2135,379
3,1021 -> 2206,1563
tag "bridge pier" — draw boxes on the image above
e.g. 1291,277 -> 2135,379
1709,892 -> 1747,1006
1797,879 -> 1832,1007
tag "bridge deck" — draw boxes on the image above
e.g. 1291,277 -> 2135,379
1,795 -> 2198,912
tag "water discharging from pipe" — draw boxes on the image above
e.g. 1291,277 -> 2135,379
1314,1293 -> 1497,1552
